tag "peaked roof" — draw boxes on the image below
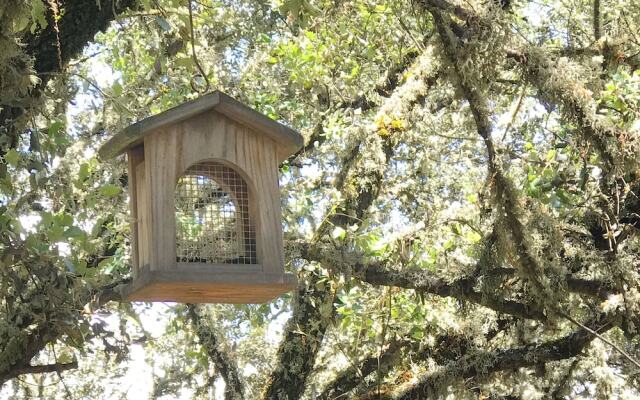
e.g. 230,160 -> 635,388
98,91 -> 304,162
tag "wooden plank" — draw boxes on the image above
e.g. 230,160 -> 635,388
124,267 -> 297,303
99,92 -> 220,160
136,162 -> 150,270
98,91 -> 303,162
145,127 -> 180,270
254,129 -> 285,273
127,146 -> 144,277
177,263 -> 262,274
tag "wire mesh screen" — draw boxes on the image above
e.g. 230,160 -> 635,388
175,161 -> 257,265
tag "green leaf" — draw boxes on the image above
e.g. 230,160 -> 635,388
48,120 -> 64,136
4,149 -> 20,167
99,184 -> 121,197
98,257 -> 114,271
78,163 -> 90,181
64,226 -> 86,239
465,231 -> 482,243
30,0 -> 48,32
443,238 -> 456,250
112,82 -> 123,97
48,224 -> 65,242
60,213 -> 73,226
410,327 -> 424,340
546,149 -> 557,162
451,223 -> 462,236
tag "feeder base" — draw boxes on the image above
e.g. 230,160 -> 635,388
124,266 -> 297,304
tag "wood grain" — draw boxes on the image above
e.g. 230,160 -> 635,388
99,91 -> 303,162
125,266 -> 297,303
121,111 -> 295,303
127,146 -> 144,277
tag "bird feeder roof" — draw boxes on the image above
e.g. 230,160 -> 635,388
98,91 -> 303,162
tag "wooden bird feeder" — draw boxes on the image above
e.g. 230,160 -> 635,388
99,91 -> 303,303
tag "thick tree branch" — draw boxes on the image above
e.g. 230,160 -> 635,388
420,2 -> 569,314
0,276 -> 129,385
263,269 -> 335,400
320,320 -> 513,399
593,0 -> 601,41
318,341 -> 407,400
187,305 -> 244,400
4,361 -> 78,381
1,0 -> 136,143
298,243 -> 546,321
298,241 -> 619,322
505,48 -> 629,174
390,318 -> 611,399
266,44 -> 443,399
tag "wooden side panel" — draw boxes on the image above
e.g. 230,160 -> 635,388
127,146 -> 144,277
239,121 -> 285,274
136,162 -> 150,271
145,127 -> 181,271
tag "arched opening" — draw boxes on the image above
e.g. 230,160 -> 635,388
175,161 -> 258,264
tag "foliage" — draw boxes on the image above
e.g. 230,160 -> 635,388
0,0 -> 640,398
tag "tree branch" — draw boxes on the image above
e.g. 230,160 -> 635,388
263,269 -> 335,400
298,243 -> 547,321
187,305 -> 244,400
286,49 -> 420,165
389,317 -> 612,399
593,0 -> 601,41
4,361 -> 78,381
318,341 -> 407,400
0,277 -> 129,385
266,43 -> 443,399
1,0 -> 137,147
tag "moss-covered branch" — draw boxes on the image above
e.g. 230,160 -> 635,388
318,341 -> 407,400
389,316 -> 611,399
0,275 -> 128,385
187,305 -> 244,400
2,360 -> 78,381
1,0 -> 136,142
265,44 -> 445,399
298,242 -> 546,321
262,269 -> 335,400
299,240 -> 619,320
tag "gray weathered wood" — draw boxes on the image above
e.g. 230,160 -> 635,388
98,91 -> 303,162
127,146 -> 144,278
107,94 -> 298,304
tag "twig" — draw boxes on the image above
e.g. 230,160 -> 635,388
39,71 -> 137,117
51,345 -> 75,399
501,84 -> 527,141
593,0 -> 601,41
187,0 -> 211,93
560,311 -> 640,369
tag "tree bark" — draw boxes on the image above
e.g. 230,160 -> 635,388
1,0 -> 136,137
187,305 -> 245,400
391,319 -> 608,399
